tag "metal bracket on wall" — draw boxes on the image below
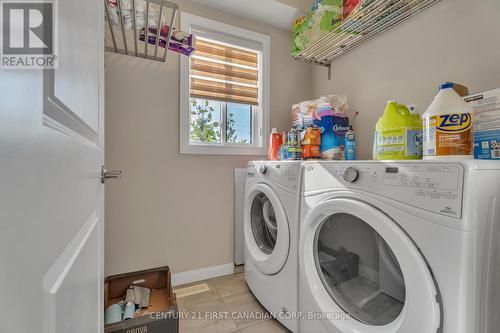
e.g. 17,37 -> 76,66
328,64 -> 332,81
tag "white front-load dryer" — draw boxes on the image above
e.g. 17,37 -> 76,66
299,160 -> 500,333
244,161 -> 302,332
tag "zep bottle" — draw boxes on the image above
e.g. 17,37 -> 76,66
422,83 -> 474,159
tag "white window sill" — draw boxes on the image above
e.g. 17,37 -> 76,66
180,144 -> 266,156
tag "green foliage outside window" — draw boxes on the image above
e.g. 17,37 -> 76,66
226,111 -> 247,143
190,98 -> 247,144
190,99 -> 220,143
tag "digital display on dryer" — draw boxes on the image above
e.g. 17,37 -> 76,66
385,167 -> 399,174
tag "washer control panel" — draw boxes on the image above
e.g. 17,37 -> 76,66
248,161 -> 301,191
304,162 -> 464,218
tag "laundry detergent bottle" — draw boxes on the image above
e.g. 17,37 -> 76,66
268,128 -> 282,160
375,101 -> 423,160
422,83 -> 474,159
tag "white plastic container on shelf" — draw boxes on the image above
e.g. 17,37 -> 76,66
423,83 -> 474,160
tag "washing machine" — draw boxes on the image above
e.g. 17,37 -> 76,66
244,160 -> 302,332
299,160 -> 500,333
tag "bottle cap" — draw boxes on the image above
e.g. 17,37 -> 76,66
439,82 -> 453,90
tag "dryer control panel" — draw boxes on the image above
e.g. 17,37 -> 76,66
247,161 -> 301,191
303,162 -> 464,218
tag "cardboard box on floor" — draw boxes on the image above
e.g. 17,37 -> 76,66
105,267 -> 178,333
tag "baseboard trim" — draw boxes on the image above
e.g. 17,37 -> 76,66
171,263 -> 235,287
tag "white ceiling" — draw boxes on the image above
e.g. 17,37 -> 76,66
192,0 -> 309,30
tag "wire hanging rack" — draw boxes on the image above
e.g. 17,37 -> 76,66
104,0 -> 179,62
293,0 -> 441,67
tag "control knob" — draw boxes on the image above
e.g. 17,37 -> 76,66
343,167 -> 360,183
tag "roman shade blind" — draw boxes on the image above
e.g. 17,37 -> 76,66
190,38 -> 259,105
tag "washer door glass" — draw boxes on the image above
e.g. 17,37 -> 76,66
315,213 -> 406,326
251,192 -> 278,254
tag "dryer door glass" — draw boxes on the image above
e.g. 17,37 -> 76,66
251,192 -> 278,254
314,213 -> 406,326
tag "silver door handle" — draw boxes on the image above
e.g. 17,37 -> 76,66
101,165 -> 122,183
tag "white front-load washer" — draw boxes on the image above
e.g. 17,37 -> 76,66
299,160 -> 500,333
244,160 -> 302,332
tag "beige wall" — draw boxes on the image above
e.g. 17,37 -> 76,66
105,0 -> 312,276
311,0 -> 500,159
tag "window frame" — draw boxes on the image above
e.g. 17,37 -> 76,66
180,12 -> 270,156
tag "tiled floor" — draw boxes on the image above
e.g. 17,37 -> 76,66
175,267 -> 290,333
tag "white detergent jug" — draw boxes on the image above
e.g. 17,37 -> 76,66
423,82 -> 474,159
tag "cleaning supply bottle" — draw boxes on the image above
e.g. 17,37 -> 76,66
423,82 -> 474,159
278,132 -> 289,160
375,101 -> 423,160
409,105 -> 419,115
268,128 -> 282,160
372,132 -> 377,160
344,125 -> 356,160
409,105 -> 423,158
344,111 -> 358,160
287,129 -> 303,160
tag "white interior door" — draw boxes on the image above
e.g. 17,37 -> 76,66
0,0 -> 105,332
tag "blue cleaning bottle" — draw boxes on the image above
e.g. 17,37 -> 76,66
278,131 -> 289,160
344,125 -> 356,160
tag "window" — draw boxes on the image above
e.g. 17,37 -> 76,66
180,13 -> 270,155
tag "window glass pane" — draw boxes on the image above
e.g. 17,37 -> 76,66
226,102 -> 252,144
190,98 -> 222,144
315,213 -> 405,326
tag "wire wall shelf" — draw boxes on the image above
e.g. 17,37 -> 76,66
293,0 -> 441,67
105,0 -> 179,62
